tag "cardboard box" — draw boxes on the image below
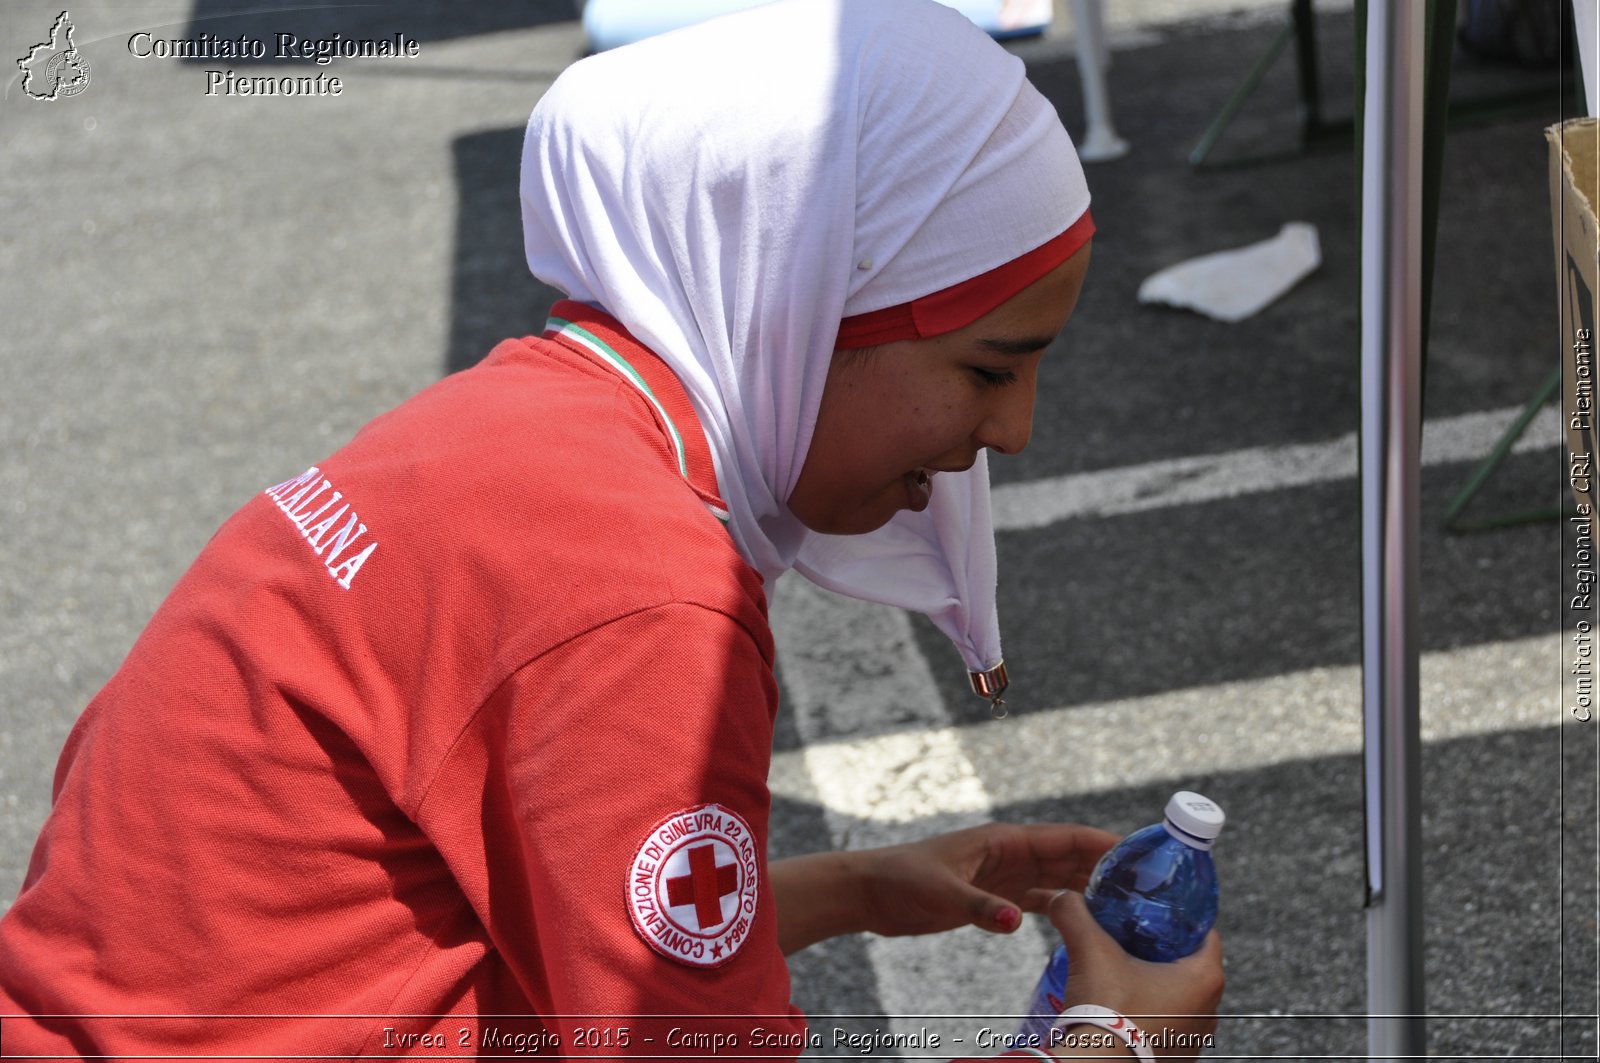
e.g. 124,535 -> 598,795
1548,118 -> 1600,539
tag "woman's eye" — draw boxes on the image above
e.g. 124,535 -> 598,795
971,367 -> 1018,388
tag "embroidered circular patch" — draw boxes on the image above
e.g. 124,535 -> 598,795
627,803 -> 760,968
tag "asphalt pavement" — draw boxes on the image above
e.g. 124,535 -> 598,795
1,0 -> 1596,1059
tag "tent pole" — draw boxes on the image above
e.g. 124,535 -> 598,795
1360,2 -> 1426,1059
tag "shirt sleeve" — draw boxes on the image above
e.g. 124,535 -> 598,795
440,600 -> 807,1057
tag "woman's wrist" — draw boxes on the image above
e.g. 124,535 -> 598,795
769,850 -> 871,954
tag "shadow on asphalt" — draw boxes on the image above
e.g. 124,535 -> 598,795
777,723 -> 1598,1060
420,7 -> 1572,714
180,0 -> 579,58
179,0 -> 582,371
448,128 -> 567,373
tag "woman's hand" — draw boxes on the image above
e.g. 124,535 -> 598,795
854,821 -> 1120,938
769,822 -> 1117,954
1047,889 -> 1224,1062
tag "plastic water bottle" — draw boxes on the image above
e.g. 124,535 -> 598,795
1015,791 -> 1225,1046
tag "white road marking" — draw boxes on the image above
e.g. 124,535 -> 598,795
771,404 -> 1563,1024
992,405 -> 1562,530
770,576 -> 1052,1029
773,632 -> 1563,818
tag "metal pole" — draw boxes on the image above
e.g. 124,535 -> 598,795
1291,0 -> 1325,143
1360,3 -> 1426,1059
1068,0 -> 1128,161
1187,19 -> 1295,167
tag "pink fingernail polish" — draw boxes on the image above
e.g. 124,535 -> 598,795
995,907 -> 1021,931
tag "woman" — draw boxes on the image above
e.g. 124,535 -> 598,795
0,0 -> 1221,1057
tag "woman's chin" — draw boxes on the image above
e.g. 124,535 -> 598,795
790,500 -> 901,537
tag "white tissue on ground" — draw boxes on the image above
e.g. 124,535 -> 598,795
1137,222 -> 1321,323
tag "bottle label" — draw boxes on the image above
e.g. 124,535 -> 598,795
1014,944 -> 1069,1045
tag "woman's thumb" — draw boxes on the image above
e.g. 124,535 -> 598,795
967,886 -> 1023,934
1048,888 -> 1117,958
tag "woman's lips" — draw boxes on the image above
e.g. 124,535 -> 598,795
905,468 -> 934,512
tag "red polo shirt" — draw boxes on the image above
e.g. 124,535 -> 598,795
0,303 -> 800,1056
0,304 -> 1054,1061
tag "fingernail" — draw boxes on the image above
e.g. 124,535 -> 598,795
994,907 -> 1021,931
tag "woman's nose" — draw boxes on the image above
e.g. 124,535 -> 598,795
976,382 -> 1036,456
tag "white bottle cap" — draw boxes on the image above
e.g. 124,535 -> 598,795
1163,791 -> 1226,850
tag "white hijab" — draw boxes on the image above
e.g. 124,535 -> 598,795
521,0 -> 1090,682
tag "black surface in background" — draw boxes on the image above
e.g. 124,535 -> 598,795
410,7 -> 1572,749
783,724 -> 1597,1060
1013,6 -> 1564,487
896,10 -> 1572,725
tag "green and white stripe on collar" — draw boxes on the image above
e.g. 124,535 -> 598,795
546,315 -> 730,526
548,315 -> 688,478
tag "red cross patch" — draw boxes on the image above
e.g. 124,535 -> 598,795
627,803 -> 760,968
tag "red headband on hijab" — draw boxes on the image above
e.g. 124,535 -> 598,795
835,210 -> 1095,349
